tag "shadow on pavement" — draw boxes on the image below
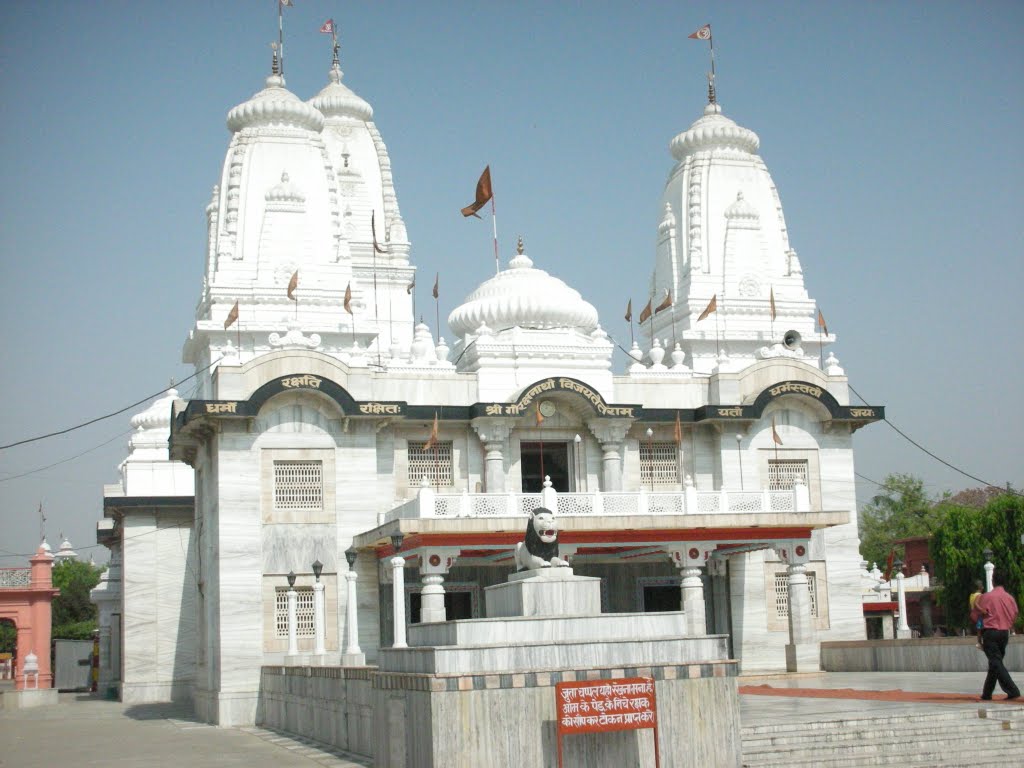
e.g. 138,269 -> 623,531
123,701 -> 199,721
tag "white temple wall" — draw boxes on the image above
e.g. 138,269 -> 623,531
120,506 -> 196,704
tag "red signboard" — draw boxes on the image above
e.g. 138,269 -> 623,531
555,677 -> 659,767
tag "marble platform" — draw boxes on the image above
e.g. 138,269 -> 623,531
484,567 -> 601,617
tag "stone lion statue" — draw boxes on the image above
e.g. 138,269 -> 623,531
515,507 -> 570,571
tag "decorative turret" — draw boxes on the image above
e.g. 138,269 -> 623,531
647,101 -> 832,374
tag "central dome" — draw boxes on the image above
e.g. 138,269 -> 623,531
448,241 -> 599,337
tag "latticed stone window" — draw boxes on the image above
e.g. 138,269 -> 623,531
408,441 -> 454,488
275,588 -> 315,638
273,460 -> 323,510
639,441 -> 680,487
767,459 -> 808,490
773,571 -> 819,618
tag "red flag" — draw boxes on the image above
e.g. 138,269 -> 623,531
319,19 -> 334,34
769,287 -> 777,321
371,211 -> 387,254
655,290 -> 673,314
771,417 -> 783,446
688,24 -> 711,40
343,282 -> 353,314
697,294 -> 717,322
818,308 -> 828,336
460,166 -> 493,218
673,411 -> 682,444
638,299 -> 653,324
407,275 -> 416,294
624,299 -> 632,323
224,301 -> 239,330
535,402 -> 544,426
287,270 -> 298,300
432,273 -> 439,300
424,413 -> 439,451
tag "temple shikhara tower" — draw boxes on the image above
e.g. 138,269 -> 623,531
94,21 -> 882,736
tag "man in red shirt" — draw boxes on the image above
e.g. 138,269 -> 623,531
970,571 -> 1020,701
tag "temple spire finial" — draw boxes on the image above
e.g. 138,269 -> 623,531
517,235 -> 524,255
271,42 -> 280,76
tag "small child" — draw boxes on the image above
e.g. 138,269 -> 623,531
968,579 -> 984,649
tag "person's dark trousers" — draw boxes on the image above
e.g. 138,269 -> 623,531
980,628 -> 1020,699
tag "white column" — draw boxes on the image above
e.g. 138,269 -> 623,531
471,420 -> 510,494
391,556 -> 407,648
681,567 -> 707,636
286,586 -> 298,657
420,574 -> 446,623
599,442 -> 623,491
984,559 -> 995,593
342,570 -> 364,665
784,562 -> 820,672
895,571 -> 911,639
313,581 -> 326,657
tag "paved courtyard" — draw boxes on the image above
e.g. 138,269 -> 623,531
1,672 -> 1019,767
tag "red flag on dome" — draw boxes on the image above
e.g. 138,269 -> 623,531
697,294 -> 717,322
688,24 -> 711,40
535,402 -> 544,426
432,273 -> 439,300
224,301 -> 239,330
460,166 -> 493,218
287,271 -> 298,301
818,308 -> 829,336
319,19 -> 334,34
343,282 -> 353,314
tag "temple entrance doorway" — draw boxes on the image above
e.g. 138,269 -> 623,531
520,441 -> 574,492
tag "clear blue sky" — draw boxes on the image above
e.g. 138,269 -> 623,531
1,1 -> 1022,565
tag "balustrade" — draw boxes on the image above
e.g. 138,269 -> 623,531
384,479 -> 811,523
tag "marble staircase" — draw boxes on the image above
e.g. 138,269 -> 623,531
741,706 -> 1024,767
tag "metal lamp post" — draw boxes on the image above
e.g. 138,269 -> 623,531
311,559 -> 325,658
983,548 -> 994,592
343,546 -> 363,663
286,570 -> 298,657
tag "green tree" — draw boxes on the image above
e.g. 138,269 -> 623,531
932,493 -> 1024,631
859,473 -> 944,567
0,620 -> 15,654
51,560 -> 105,640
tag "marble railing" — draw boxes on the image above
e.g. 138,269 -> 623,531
0,568 -> 31,588
383,479 -> 810,523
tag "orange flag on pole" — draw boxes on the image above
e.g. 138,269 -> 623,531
769,287 -> 777,321
697,294 -> 717,322
638,299 -> 653,324
818,308 -> 828,335
535,402 -> 545,426
371,211 -> 387,254
432,273 -> 439,299
673,411 -> 682,444
424,413 -> 439,451
287,270 -> 298,300
771,417 -> 783,446
460,166 -> 493,218
224,301 -> 239,330
624,299 -> 632,323
343,282 -> 353,314
655,290 -> 673,314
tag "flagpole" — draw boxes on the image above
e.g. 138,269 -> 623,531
491,197 -> 499,276
434,274 -> 440,344
629,313 -> 635,346
714,305 -> 721,360
818,308 -> 824,370
278,0 -> 285,76
372,231 -> 381,369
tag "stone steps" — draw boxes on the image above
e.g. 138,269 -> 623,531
741,706 -> 1024,767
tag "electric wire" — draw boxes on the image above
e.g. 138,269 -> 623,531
0,358 -> 220,451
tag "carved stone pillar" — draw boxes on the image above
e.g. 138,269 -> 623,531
391,556 -> 408,648
342,570 -> 364,665
667,544 -> 716,636
471,419 -> 511,494
419,549 -> 460,624
586,419 -> 632,492
776,541 -> 819,672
